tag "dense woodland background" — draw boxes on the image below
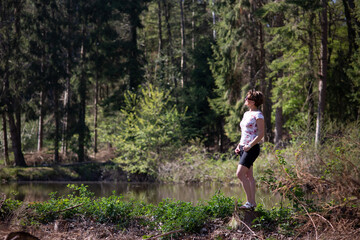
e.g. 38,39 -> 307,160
1,0 -> 359,172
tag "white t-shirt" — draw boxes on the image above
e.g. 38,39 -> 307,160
239,111 -> 264,146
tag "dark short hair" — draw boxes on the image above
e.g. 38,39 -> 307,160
247,90 -> 264,107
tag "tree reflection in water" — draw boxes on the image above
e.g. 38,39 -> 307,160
0,182 -> 284,208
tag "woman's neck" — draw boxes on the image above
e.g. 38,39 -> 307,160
249,106 -> 258,111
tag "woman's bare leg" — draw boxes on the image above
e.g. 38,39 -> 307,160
246,166 -> 256,206
236,164 -> 253,205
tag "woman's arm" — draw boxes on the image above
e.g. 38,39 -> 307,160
243,118 -> 264,151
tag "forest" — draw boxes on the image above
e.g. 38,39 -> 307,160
0,0 -> 359,167
0,0 -> 360,239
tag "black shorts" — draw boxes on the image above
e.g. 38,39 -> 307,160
238,144 -> 260,168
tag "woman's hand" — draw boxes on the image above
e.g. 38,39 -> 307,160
243,145 -> 251,152
235,145 -> 241,155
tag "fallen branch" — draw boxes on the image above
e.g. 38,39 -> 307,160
147,229 -> 184,239
310,212 -> 335,231
301,203 -> 318,240
55,203 -> 85,214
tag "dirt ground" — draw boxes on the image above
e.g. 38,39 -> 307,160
2,218 -> 357,240
0,219 -> 268,240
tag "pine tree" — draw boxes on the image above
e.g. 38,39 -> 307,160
209,0 -> 270,143
0,0 -> 28,166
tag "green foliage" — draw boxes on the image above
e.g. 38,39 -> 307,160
347,44 -> 360,118
3,185 -> 240,235
205,192 -> 235,218
0,186 -> 201,233
149,199 -> 208,233
253,204 -> 297,236
90,194 -> 133,226
99,84 -> 186,175
0,198 -> 22,221
29,184 -> 94,223
208,0 -> 245,142
181,37 -> 218,145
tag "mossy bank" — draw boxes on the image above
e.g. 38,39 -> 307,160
0,162 -> 154,182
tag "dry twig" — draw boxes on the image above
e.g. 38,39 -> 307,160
310,212 -> 335,231
55,203 -> 85,214
147,229 -> 184,239
300,203 -> 318,240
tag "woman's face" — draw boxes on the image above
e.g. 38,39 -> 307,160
244,95 -> 255,107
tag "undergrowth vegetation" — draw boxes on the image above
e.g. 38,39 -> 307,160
255,122 -> 360,238
258,122 -> 360,206
0,184 -> 299,238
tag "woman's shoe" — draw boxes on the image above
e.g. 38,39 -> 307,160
239,202 -> 255,209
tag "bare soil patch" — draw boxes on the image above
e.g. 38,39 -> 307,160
24,148 -> 116,166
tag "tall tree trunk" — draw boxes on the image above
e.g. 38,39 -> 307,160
275,106 -> 283,149
62,0 -> 73,155
259,23 -> 272,142
217,117 -> 224,152
94,76 -> 98,156
128,6 -> 140,90
212,0 -> 216,40
78,29 -> 87,162
315,0 -> 328,147
157,0 -> 163,54
54,84 -> 60,162
342,0 -> 357,57
78,77 -> 86,162
1,1 -> 26,167
163,0 -> 176,88
37,90 -> 45,152
191,0 -> 195,50
7,112 -> 26,166
62,73 -> 70,155
273,11 -> 285,148
15,100 -> 21,142
3,74 -> 25,167
154,0 -> 163,80
2,112 -> 10,166
180,0 -> 186,87
306,13 -> 315,131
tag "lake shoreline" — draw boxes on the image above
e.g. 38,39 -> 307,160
0,161 -> 157,183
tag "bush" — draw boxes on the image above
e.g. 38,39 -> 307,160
90,194 -> 133,226
0,198 -> 22,221
205,192 -> 235,218
99,84 -> 186,176
149,199 -> 207,232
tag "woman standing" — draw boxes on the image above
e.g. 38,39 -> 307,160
235,90 -> 265,209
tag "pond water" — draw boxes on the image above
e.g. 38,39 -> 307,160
0,182 -> 286,208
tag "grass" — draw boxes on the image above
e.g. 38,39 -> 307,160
158,145 -> 238,184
